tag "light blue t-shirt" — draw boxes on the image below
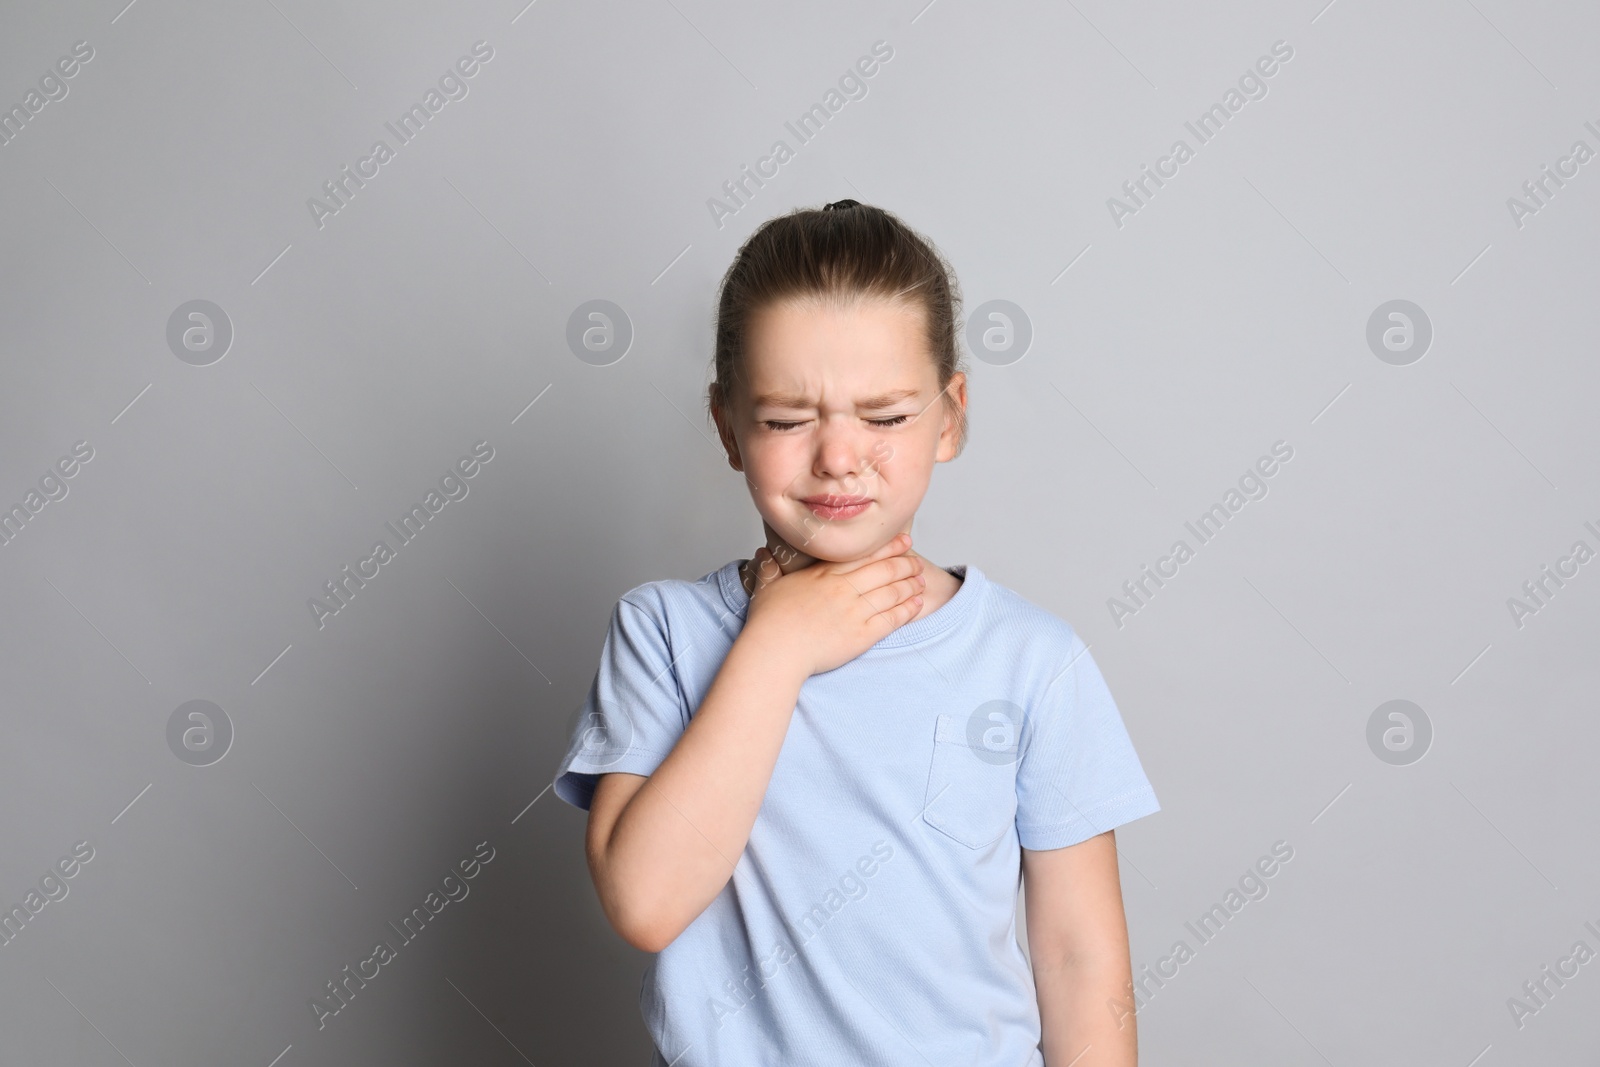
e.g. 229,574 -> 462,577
553,558 -> 1160,1067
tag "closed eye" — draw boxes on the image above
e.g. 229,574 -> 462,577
763,415 -> 910,432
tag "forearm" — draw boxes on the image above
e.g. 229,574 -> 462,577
1035,952 -> 1138,1067
597,627 -> 806,950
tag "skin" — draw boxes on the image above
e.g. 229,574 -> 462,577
586,294 -> 1139,1064
1025,831 -> 1140,1066
712,293 -> 965,609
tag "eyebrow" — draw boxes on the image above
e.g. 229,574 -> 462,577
751,387 -> 921,410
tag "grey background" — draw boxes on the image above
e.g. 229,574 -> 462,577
1,0 -> 1596,1064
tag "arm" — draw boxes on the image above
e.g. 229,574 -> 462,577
1023,830 -> 1139,1067
585,626 -> 807,953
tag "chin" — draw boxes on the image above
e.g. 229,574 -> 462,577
793,531 -> 887,563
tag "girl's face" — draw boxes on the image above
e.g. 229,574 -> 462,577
713,295 -> 967,565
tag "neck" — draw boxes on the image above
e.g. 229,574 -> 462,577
741,521 -> 923,594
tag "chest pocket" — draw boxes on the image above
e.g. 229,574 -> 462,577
921,712 -> 1019,849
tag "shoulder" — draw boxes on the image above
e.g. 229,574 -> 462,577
964,568 -> 1105,711
971,568 -> 1088,666
609,560 -> 742,631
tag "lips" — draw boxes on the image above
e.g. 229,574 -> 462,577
801,495 -> 872,520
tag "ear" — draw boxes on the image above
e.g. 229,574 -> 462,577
710,383 -> 745,473
935,372 -> 968,462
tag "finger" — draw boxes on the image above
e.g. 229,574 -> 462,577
876,575 -> 926,609
751,548 -> 782,590
869,589 -> 924,632
856,551 -> 926,590
858,573 -> 924,617
890,574 -> 926,601
833,532 -> 914,576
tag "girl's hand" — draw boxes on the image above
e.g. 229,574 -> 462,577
741,533 -> 926,678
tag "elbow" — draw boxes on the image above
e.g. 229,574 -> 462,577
604,892 -> 679,953
586,807 -> 685,953
622,919 -> 675,955
593,865 -> 681,953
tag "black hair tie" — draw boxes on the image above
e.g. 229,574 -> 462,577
823,199 -> 861,211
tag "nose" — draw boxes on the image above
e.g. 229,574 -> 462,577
812,415 -> 869,485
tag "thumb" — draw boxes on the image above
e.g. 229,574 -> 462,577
750,547 -> 781,593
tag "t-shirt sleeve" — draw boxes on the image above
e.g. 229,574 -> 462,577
1014,631 -> 1160,850
552,593 -> 689,811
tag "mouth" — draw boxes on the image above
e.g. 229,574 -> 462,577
800,495 -> 872,520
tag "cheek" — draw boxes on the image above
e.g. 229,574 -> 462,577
745,440 -> 805,490
875,433 -> 934,478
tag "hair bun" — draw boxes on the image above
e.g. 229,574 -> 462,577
823,199 -> 862,211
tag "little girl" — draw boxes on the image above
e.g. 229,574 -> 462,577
553,200 -> 1160,1066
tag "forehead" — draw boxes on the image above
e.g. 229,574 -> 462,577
742,296 -> 932,401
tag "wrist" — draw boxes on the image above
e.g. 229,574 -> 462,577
733,618 -> 812,686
